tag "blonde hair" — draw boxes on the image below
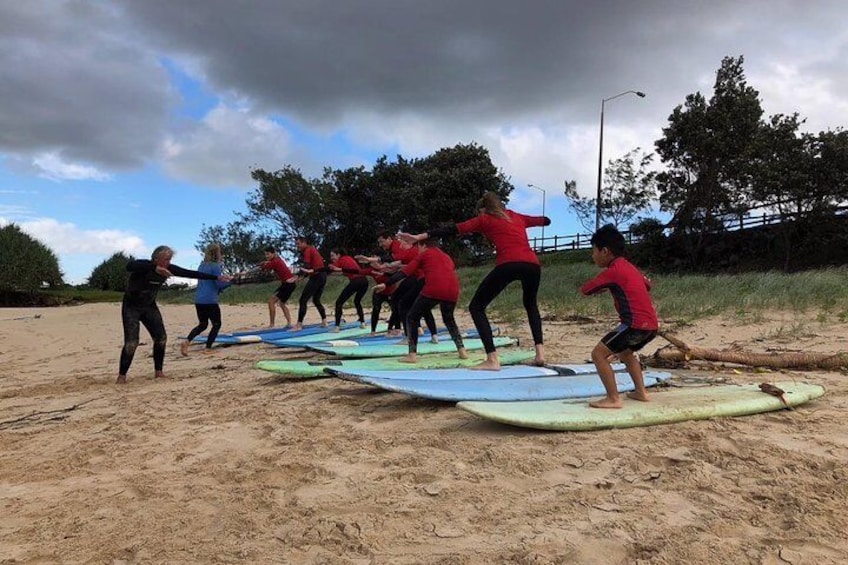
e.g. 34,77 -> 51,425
204,243 -> 222,263
476,191 -> 509,220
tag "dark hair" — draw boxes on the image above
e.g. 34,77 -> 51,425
264,246 -> 276,253
376,230 -> 393,241
330,248 -> 345,256
295,236 -> 309,244
590,224 -> 626,257
419,238 -> 439,248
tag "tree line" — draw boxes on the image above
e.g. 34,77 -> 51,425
3,55 -> 846,298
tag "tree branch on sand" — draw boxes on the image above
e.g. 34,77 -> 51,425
0,398 -> 99,430
646,331 -> 848,371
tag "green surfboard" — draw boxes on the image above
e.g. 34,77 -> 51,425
458,382 -> 825,431
307,336 -> 517,358
268,323 -> 388,346
255,349 -> 536,378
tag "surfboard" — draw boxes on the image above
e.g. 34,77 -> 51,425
309,328 -> 481,348
191,322 -> 359,344
339,371 -> 671,402
254,349 -> 537,378
549,363 -> 626,375
306,336 -> 517,358
327,362 -> 624,382
228,322 -> 326,337
457,381 -> 825,430
267,323 -> 389,346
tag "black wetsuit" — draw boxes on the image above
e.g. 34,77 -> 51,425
119,259 -> 218,375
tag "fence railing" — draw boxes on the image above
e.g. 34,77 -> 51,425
529,205 -> 848,254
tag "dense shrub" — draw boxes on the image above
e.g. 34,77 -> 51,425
0,224 -> 63,292
88,252 -> 134,291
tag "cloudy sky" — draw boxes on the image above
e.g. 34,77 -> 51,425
1,1 -> 846,283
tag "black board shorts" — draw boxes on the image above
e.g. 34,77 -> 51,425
601,324 -> 657,353
274,282 -> 297,302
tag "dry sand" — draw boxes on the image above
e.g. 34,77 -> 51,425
0,302 -> 846,564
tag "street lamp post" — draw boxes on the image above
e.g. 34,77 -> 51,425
596,90 -> 646,230
528,184 -> 546,251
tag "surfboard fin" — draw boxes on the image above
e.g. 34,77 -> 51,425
759,382 -> 793,410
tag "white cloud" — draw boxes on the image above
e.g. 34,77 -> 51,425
31,152 -> 112,182
161,103 -> 297,189
0,205 -> 36,218
5,217 -> 145,255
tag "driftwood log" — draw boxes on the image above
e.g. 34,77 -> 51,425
647,332 -> 848,371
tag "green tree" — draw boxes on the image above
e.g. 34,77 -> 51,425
654,55 -> 765,267
563,148 -> 658,231
246,165 -> 337,251
88,252 -> 134,291
214,143 -> 514,265
196,221 -> 276,273
655,55 -> 763,231
0,224 -> 63,292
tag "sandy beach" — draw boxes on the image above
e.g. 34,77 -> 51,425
1,302 -> 846,564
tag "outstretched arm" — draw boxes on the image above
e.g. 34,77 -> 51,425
398,224 -> 458,244
373,269 -> 407,293
169,264 -> 225,281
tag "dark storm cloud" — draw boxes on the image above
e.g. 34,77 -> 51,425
121,0 -> 755,122
0,1 -> 172,169
118,0 -> 848,126
1,0 -> 845,173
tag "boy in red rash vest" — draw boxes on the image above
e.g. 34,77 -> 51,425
324,249 -> 369,330
334,261 -> 401,336
362,232 -> 438,341
375,238 -> 468,364
292,236 -> 327,330
259,246 -> 298,328
580,224 -> 659,409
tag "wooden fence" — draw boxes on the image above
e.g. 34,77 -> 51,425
529,205 -> 848,254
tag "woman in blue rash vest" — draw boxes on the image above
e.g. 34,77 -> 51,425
117,245 -> 231,384
180,243 -> 233,356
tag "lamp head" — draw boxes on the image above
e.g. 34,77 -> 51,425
636,91 -> 646,98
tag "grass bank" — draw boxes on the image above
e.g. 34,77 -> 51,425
155,256 -> 848,324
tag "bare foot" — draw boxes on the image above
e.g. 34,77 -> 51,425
457,348 -> 469,360
589,397 -> 623,409
293,324 -> 303,331
532,357 -> 545,367
180,340 -> 189,357
331,326 -> 341,333
321,320 -> 329,327
430,336 -> 439,344
470,360 -> 501,371
395,338 -> 409,345
115,374 -> 127,384
359,322 -> 367,329
154,371 -> 169,379
202,348 -> 216,355
626,391 -> 650,402
397,355 -> 417,364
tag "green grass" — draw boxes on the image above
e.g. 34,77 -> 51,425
43,261 -> 848,323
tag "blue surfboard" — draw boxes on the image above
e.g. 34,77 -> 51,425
191,321 -> 360,344
339,371 -> 672,402
329,362 -> 627,381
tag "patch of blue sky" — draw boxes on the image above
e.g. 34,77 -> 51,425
160,57 -> 219,121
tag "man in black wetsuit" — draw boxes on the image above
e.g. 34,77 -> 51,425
117,245 -> 230,384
